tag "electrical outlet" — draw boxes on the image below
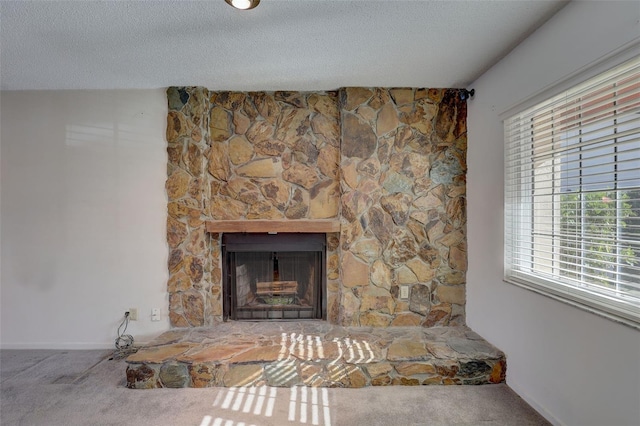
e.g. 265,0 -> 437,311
400,286 -> 409,300
128,308 -> 138,321
151,308 -> 161,322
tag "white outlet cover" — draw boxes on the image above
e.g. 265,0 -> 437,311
400,286 -> 409,299
151,308 -> 161,321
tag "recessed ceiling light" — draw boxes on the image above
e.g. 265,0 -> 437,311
225,0 -> 260,10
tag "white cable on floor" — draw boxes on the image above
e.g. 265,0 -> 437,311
109,311 -> 138,360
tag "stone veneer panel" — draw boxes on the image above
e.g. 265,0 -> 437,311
337,87 -> 467,327
166,87 -> 212,327
165,87 -> 467,327
166,88 -> 341,326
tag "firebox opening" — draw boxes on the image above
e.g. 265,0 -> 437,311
222,233 -> 326,321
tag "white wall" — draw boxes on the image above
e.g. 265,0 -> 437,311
467,2 -> 640,426
1,90 -> 170,348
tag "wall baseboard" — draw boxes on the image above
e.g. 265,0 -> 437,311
507,378 -> 565,426
0,341 -> 150,350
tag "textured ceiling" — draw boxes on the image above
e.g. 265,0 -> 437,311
0,0 -> 568,91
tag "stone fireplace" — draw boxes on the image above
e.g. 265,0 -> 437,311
166,87 -> 467,328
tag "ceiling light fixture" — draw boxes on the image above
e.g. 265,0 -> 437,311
225,0 -> 260,10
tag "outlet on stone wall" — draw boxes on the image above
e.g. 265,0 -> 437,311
400,286 -> 409,300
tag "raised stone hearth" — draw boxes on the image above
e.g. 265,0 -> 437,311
126,322 -> 505,389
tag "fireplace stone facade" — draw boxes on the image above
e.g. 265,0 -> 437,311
165,87 -> 467,328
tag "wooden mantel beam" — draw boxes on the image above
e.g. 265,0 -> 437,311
205,220 -> 341,234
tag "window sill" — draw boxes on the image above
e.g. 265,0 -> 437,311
504,276 -> 640,331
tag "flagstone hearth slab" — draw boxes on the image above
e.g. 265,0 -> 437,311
125,321 -> 506,389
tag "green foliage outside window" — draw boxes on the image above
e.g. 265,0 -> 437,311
560,190 -> 639,289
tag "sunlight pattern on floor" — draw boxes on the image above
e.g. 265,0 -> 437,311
288,386 -> 331,426
201,386 -> 277,426
201,385 -> 332,426
218,387 -> 277,416
199,416 -> 256,426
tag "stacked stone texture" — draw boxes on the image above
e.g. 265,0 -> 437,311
166,87 -> 212,327
208,90 -> 343,324
166,88 -> 342,326
339,88 -> 467,327
126,324 -> 505,389
165,87 -> 467,328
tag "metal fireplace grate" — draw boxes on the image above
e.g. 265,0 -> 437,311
222,233 -> 326,321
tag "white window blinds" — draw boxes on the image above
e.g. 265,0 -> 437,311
504,57 -> 640,328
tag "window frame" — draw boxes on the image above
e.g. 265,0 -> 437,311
503,53 -> 640,330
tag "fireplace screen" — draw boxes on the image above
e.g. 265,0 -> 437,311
222,233 -> 326,320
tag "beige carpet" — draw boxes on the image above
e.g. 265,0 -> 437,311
1,349 -> 549,426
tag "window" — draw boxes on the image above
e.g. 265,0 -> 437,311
504,57 -> 640,328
